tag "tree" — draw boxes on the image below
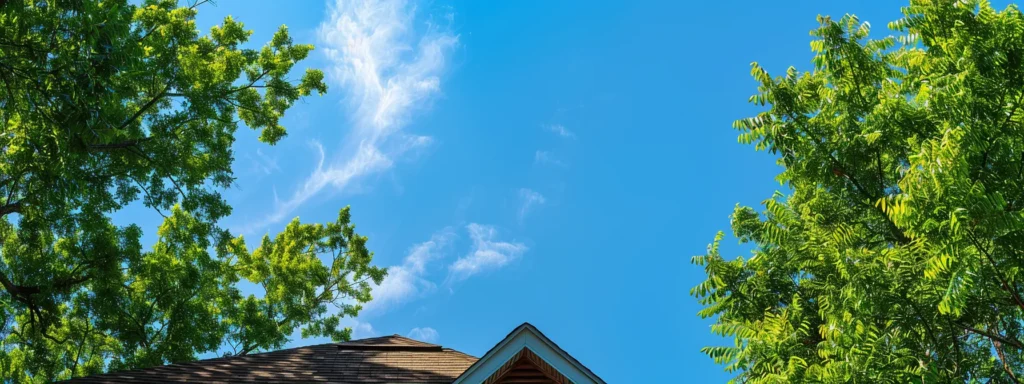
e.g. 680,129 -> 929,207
0,0 -> 385,381
693,1 -> 1024,382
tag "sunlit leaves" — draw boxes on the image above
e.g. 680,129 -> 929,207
694,1 -> 1024,382
0,1 -> 375,382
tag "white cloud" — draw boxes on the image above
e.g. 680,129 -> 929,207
534,150 -> 566,168
362,228 -> 455,314
408,327 -> 439,343
319,0 -> 458,137
545,123 -> 575,139
243,141 -> 393,232
449,224 -> 527,281
251,0 -> 458,231
245,148 -> 281,175
344,317 -> 377,339
517,188 -> 545,223
289,316 -> 375,346
292,229 -> 453,345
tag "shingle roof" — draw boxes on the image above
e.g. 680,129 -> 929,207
66,335 -> 478,383
337,334 -> 443,350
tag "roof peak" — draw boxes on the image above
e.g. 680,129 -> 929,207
452,322 -> 605,384
337,334 -> 442,351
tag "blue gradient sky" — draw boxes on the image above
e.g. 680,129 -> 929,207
114,0 -> 932,381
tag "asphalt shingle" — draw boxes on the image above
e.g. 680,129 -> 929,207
65,335 -> 478,383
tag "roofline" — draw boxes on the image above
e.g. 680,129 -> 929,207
335,334 -> 444,351
58,342 -> 340,382
453,322 -> 606,384
336,344 -> 443,352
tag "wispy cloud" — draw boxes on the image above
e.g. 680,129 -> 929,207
320,0 -> 458,137
246,141 -> 394,231
345,318 -> 377,339
449,224 -> 527,281
249,0 -> 458,231
545,123 -> 575,139
244,148 -> 281,176
517,188 -> 545,223
289,316 -> 376,346
534,150 -> 567,168
340,223 -> 526,336
363,228 -> 455,314
307,228 -> 453,343
407,327 -> 439,343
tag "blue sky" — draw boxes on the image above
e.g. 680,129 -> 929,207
118,0 -> 921,381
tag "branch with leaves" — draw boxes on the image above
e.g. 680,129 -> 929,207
695,2 -> 1024,383
0,1 -> 378,382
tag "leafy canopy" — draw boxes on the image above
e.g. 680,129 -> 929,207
0,0 -> 384,382
694,1 -> 1024,382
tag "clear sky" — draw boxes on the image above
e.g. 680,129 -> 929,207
115,0 -> 921,381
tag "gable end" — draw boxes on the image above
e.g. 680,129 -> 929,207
453,323 -> 604,384
482,347 -> 572,384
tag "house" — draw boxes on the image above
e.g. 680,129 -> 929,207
68,323 -> 605,383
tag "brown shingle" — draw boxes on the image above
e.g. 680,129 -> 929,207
65,336 -> 478,383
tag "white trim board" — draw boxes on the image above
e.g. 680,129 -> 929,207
453,323 -> 605,384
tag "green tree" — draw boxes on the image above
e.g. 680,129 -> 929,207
693,1 -> 1024,382
0,0 -> 385,381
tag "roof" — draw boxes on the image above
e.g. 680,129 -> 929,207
453,322 -> 605,384
67,323 -> 604,383
336,334 -> 444,351
65,335 -> 478,383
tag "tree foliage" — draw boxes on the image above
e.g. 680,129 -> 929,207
694,1 -> 1024,382
0,0 -> 384,381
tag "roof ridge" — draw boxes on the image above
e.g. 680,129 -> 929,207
387,334 -> 441,345
339,334 -> 441,347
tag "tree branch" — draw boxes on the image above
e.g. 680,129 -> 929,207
829,154 -> 911,244
0,201 -> 21,217
116,85 -> 170,131
965,230 -> 1024,313
0,271 -> 40,299
88,137 -> 152,151
991,322 -> 1022,384
237,343 -> 259,356
964,326 -> 1024,350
